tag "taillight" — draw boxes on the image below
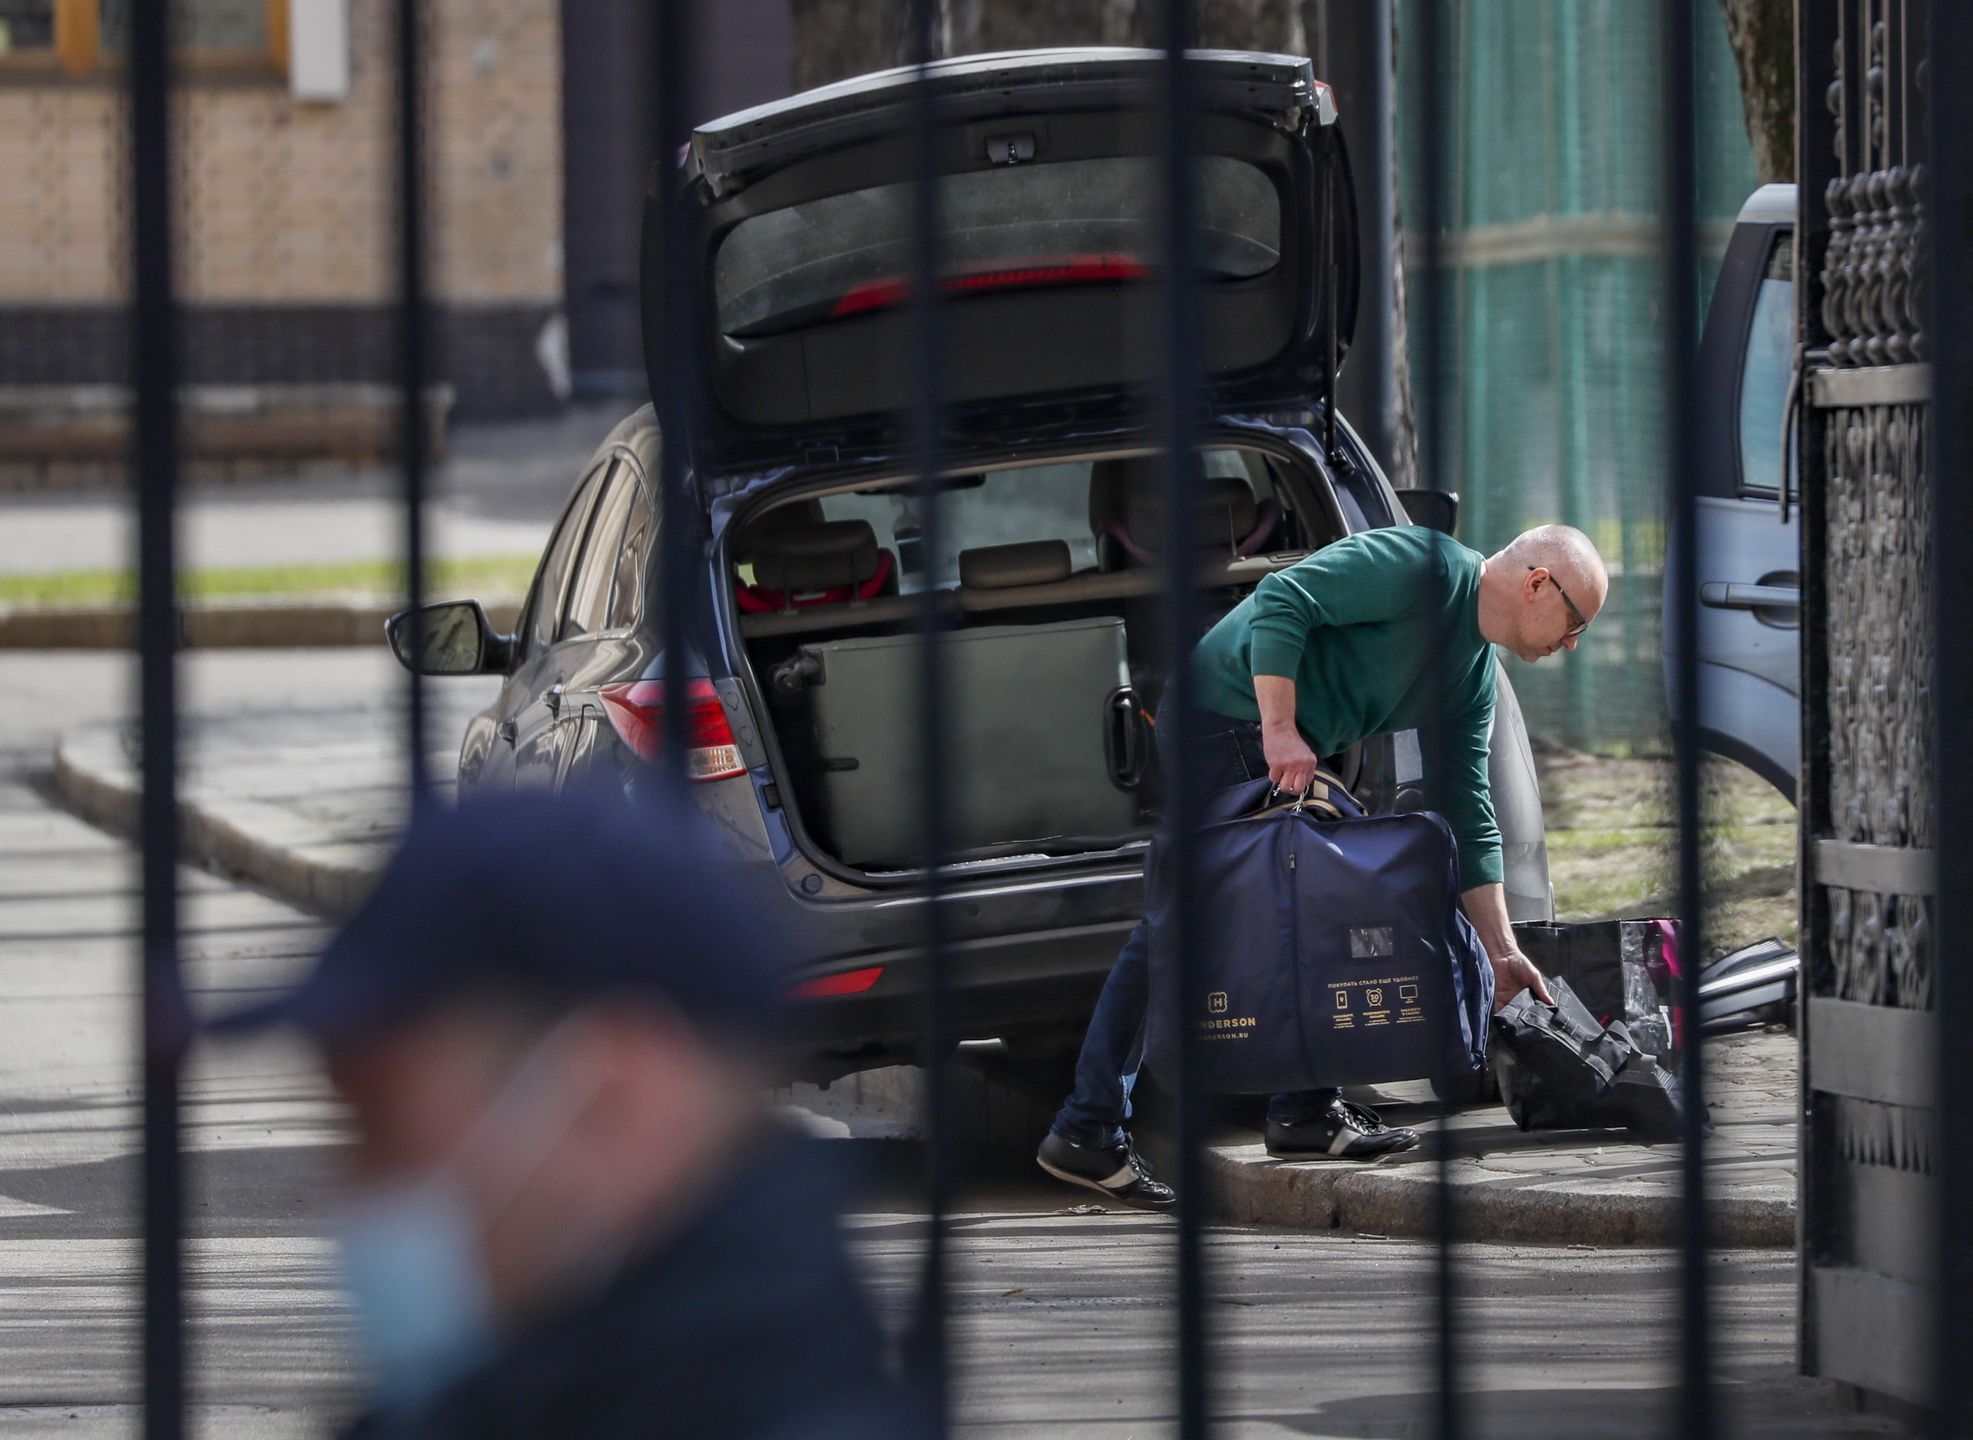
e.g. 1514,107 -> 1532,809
790,966 -> 884,1000
597,679 -> 747,781
830,253 -> 1149,318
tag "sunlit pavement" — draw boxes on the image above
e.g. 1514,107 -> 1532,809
0,653 -> 1899,1438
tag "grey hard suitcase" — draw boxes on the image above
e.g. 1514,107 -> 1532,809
792,617 -> 1144,865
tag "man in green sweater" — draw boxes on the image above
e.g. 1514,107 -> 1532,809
1038,522 -> 1609,1209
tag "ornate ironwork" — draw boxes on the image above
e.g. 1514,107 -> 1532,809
1820,399 -> 1931,1008
1821,10 -> 1929,367
1800,0 -> 1941,1409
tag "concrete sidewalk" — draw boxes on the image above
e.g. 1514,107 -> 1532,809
53,701 -> 1799,1250
0,401 -> 628,579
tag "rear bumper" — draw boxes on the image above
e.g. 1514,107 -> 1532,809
785,917 -> 1136,1077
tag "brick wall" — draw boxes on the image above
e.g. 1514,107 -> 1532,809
0,0 -> 566,417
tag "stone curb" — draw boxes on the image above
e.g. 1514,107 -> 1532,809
1201,1141 -> 1795,1249
51,722 -> 1797,1250
783,1055 -> 1796,1249
54,729 -> 382,917
1,599 -> 520,650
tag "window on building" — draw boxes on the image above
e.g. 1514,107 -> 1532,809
0,2 -> 56,56
0,0 -> 287,76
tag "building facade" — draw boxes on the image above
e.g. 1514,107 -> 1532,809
0,0 -> 565,428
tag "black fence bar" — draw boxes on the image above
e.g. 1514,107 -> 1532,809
1408,4 -> 1462,1436
1927,2 -> 1973,1431
1659,0 -> 1714,1434
651,4 -> 700,781
903,0 -> 954,1427
395,0 -> 429,802
129,0 -> 187,1433
1154,6 -> 1211,1436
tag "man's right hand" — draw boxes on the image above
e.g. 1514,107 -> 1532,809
1263,726 -> 1323,795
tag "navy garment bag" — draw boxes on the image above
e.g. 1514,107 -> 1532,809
1144,775 -> 1493,1094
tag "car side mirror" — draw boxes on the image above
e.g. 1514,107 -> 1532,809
1398,489 -> 1460,537
386,600 -> 514,676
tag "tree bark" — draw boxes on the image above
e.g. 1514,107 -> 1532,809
1192,0 -> 1304,54
1715,0 -> 1795,183
787,0 -> 912,92
941,0 -> 1142,53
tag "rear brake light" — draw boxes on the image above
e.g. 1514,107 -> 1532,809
790,966 -> 884,1000
831,253 -> 1149,318
597,679 -> 747,781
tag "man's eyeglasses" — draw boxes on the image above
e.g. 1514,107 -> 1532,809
1530,566 -> 1590,639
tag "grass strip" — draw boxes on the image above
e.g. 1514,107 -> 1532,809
0,554 -> 539,608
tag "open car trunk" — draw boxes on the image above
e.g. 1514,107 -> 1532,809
727,444 -> 1344,874
650,48 -> 1358,479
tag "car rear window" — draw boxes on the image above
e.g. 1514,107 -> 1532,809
817,449 -> 1271,592
713,156 -> 1280,339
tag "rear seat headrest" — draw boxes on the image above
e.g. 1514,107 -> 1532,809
1124,475 -> 1260,550
958,540 -> 1074,590
749,518 -> 882,593
1089,458 -> 1273,562
735,499 -> 826,562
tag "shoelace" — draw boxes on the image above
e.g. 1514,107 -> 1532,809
1336,1100 -> 1388,1136
1122,1138 -> 1158,1180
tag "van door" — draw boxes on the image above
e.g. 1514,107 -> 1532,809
1666,187 -> 1799,798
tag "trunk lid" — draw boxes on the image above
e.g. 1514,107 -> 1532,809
646,48 -> 1359,482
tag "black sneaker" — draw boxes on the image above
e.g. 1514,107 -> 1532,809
1264,1098 -> 1420,1162
1036,1130 -> 1177,1211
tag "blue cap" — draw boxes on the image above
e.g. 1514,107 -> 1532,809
209,786 -> 796,1049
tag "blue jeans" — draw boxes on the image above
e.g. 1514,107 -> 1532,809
1050,719 -> 1341,1148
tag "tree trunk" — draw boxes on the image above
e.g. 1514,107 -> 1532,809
1385,186 -> 1421,491
1382,3 -> 1420,490
1716,0 -> 1795,183
941,0 -> 1142,53
1193,0 -> 1304,54
787,0 -> 911,91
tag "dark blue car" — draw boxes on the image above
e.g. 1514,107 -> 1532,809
390,49 -> 1553,1081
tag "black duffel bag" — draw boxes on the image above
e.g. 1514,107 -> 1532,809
1489,976 -> 1695,1142
1143,773 -> 1493,1094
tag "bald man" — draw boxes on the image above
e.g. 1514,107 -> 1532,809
1039,521 -> 1610,1209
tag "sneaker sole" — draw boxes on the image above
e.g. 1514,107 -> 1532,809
1035,1155 -> 1176,1212
1263,1147 -> 1397,1164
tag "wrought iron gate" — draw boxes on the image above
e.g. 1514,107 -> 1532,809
118,0 -> 1973,1435
1797,1 -> 1973,1425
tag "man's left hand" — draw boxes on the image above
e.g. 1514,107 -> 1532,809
1489,951 -> 1552,1012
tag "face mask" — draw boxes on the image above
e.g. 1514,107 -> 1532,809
330,1017 -> 602,1414
329,1175 -> 494,1412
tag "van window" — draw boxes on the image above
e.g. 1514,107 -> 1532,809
714,156 -> 1280,339
1737,238 -> 1794,497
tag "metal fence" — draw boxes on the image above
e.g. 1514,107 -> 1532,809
122,1 -> 1971,1436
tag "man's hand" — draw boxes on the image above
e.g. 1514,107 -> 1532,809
1489,950 -> 1553,1013
1262,725 -> 1323,795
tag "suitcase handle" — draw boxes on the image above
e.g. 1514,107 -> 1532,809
1105,688 -> 1147,792
1256,766 -> 1364,821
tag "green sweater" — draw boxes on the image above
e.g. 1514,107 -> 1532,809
1191,526 -> 1503,888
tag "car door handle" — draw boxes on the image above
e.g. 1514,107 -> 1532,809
497,719 -> 517,744
546,683 -> 566,717
1700,582 -> 1801,612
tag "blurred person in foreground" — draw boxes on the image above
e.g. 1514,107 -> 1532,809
212,787 -> 926,1440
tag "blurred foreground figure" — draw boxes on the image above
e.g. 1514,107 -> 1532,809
215,788 -> 926,1439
